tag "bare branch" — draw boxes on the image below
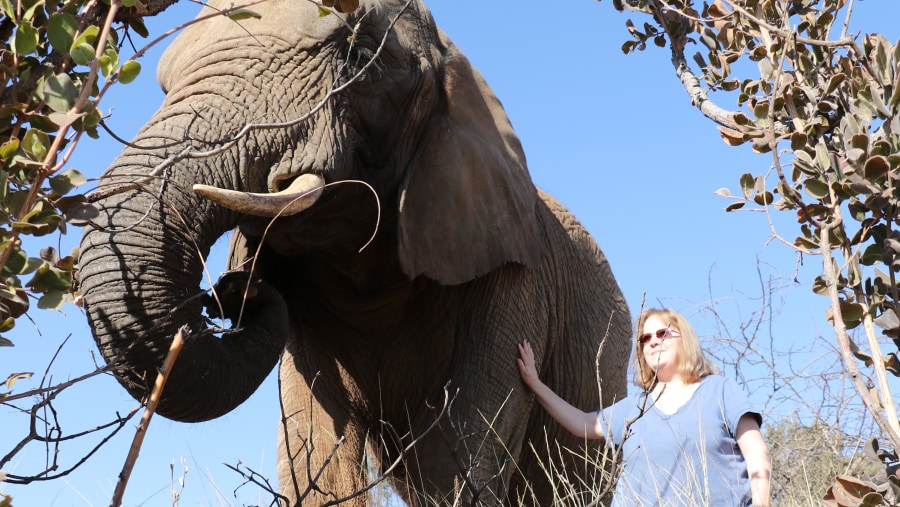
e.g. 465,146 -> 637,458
110,328 -> 185,507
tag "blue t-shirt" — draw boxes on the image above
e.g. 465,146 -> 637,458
599,375 -> 760,507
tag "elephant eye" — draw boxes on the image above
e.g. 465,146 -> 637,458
342,44 -> 381,82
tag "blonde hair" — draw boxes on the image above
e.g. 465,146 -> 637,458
633,308 -> 718,390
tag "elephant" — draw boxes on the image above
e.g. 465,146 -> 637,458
77,0 -> 632,505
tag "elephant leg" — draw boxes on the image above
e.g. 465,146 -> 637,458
392,268 -> 544,506
277,345 -> 368,506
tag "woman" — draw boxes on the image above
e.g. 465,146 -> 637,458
517,308 -> 771,506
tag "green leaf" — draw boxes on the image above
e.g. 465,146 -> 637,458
13,21 -> 39,55
804,178 -> 830,199
794,149 -> 813,165
875,309 -> 900,333
26,263 -> 72,292
12,220 -> 47,235
862,243 -> 885,266
815,141 -> 832,171
753,101 -> 770,121
22,0 -> 44,21
0,317 -> 13,332
0,0 -> 14,19
120,0 -> 136,7
99,48 -> 118,78
37,290 -> 65,310
0,283 -> 22,301
21,128 -> 49,162
874,35 -> 892,87
0,139 -> 19,160
227,8 -> 261,20
739,173 -> 754,198
49,168 -> 86,195
842,303 -> 865,325
1,244 -> 25,276
117,60 -> 141,84
15,209 -> 62,236
825,74 -> 846,95
128,17 -> 149,38
64,201 -> 99,226
812,275 -> 829,295
846,148 -> 866,166
790,132 -> 808,151
72,25 -> 99,48
48,111 -> 85,128
0,336 -> 13,347
40,73 -> 79,113
48,12 -> 78,52
70,42 -> 95,66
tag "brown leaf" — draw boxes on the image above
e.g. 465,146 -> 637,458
322,0 -> 358,13
717,125 -> 746,146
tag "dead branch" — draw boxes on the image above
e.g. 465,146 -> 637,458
109,327 -> 185,507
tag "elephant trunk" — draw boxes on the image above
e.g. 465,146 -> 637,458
79,131 -> 290,422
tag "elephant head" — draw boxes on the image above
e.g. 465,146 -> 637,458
78,0 -> 545,422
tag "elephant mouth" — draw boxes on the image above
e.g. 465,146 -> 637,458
193,173 -> 325,217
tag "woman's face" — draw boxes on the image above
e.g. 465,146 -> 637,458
640,314 -> 681,375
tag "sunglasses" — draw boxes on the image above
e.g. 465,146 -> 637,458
638,326 -> 679,345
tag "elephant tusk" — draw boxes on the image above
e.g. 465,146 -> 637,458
193,173 -> 325,217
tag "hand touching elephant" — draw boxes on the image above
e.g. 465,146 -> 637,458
78,0 -> 632,505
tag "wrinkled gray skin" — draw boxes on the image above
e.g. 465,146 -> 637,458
78,0 -> 631,505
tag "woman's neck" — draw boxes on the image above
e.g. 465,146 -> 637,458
653,365 -> 684,385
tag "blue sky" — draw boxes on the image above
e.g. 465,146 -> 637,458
3,1 -> 900,505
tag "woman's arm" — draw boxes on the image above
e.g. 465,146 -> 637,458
516,340 -> 605,439
736,413 -> 771,507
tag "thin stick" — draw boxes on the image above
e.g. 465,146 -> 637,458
109,329 -> 185,507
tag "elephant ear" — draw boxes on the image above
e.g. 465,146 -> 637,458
397,38 -> 544,285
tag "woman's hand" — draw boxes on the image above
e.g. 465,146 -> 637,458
517,340 -> 540,388
516,339 -> 605,440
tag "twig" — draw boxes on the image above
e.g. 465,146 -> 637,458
109,328 -> 185,507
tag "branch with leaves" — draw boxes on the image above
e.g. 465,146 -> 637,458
605,0 -> 900,500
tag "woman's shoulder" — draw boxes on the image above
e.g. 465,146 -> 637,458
699,374 -> 761,428
603,388 -> 651,414
697,374 -> 747,396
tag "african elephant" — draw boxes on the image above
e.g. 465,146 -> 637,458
77,0 -> 631,505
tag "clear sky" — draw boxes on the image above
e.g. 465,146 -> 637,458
3,1 -> 900,505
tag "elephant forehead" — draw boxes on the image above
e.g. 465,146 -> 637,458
158,0 -> 347,91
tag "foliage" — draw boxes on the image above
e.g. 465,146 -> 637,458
0,0 -> 183,346
766,417 -> 884,504
610,0 -> 900,485
823,437 -> 900,506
